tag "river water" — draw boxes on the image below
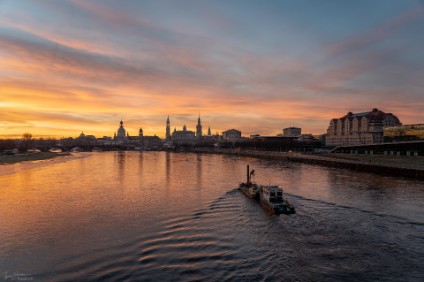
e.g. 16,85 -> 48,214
0,151 -> 423,281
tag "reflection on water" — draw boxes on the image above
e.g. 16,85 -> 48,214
0,152 -> 423,281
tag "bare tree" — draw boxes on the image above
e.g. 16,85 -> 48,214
19,133 -> 33,152
22,133 -> 33,140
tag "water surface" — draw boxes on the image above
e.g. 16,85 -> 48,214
1,151 -> 423,281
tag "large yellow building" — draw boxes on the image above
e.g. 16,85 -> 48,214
384,124 -> 424,142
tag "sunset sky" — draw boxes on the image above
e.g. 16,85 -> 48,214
1,0 -> 424,139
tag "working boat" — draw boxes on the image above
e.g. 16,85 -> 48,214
260,185 -> 296,215
239,165 -> 260,199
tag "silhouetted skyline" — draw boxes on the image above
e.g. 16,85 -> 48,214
1,0 -> 424,138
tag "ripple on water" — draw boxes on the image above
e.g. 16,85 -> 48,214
3,152 -> 424,281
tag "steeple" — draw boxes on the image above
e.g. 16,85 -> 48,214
166,115 -> 171,141
196,114 -> 202,139
208,126 -> 211,136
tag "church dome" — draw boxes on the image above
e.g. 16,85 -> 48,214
117,120 -> 126,139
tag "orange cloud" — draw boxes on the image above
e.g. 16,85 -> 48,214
1,2 -> 423,139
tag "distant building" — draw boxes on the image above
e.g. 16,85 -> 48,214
117,120 -> 126,139
172,125 -> 196,145
283,127 -> 301,138
196,115 -> 202,139
166,115 -> 216,145
384,124 -> 424,142
222,129 -> 242,141
114,120 -> 127,142
326,108 -> 401,146
97,136 -> 113,145
297,134 -> 316,142
250,134 -> 261,139
134,127 -> 162,149
75,132 -> 97,145
166,116 -> 171,141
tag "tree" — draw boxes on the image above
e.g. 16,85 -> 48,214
19,133 -> 33,152
22,133 -> 32,140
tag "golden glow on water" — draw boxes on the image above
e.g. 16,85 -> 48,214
0,152 -> 423,280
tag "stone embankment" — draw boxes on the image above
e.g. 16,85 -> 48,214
192,149 -> 424,180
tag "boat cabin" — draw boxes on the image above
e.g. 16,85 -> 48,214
262,185 -> 284,203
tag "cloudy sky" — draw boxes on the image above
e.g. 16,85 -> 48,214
1,0 -> 424,138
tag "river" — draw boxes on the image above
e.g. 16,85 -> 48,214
1,151 -> 423,281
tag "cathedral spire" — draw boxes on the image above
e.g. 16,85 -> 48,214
166,115 -> 171,141
196,114 -> 202,139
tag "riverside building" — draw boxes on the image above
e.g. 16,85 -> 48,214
326,108 -> 401,146
222,129 -> 242,142
112,120 -> 160,149
114,120 -> 127,143
283,127 -> 301,138
384,124 -> 424,142
166,115 -> 213,145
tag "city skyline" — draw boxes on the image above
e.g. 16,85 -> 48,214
1,0 -> 424,139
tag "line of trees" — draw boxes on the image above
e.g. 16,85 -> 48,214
0,133 -> 58,153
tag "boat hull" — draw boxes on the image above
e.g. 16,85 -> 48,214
239,183 -> 260,199
260,195 -> 296,215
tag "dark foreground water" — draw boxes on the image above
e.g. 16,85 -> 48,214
1,152 -> 423,281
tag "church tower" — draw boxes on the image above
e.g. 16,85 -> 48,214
117,120 -> 126,140
139,128 -> 143,138
196,115 -> 202,139
166,116 -> 171,141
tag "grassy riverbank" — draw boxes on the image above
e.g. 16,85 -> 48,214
0,152 -> 70,165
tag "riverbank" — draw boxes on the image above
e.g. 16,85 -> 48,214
0,152 -> 71,165
192,149 -> 424,180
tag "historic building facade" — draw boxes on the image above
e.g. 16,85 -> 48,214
166,116 -> 171,141
166,115 -> 210,145
222,129 -> 242,141
326,108 -> 401,146
196,115 -> 202,139
113,120 -> 127,144
172,125 -> 196,144
111,120 -> 161,149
